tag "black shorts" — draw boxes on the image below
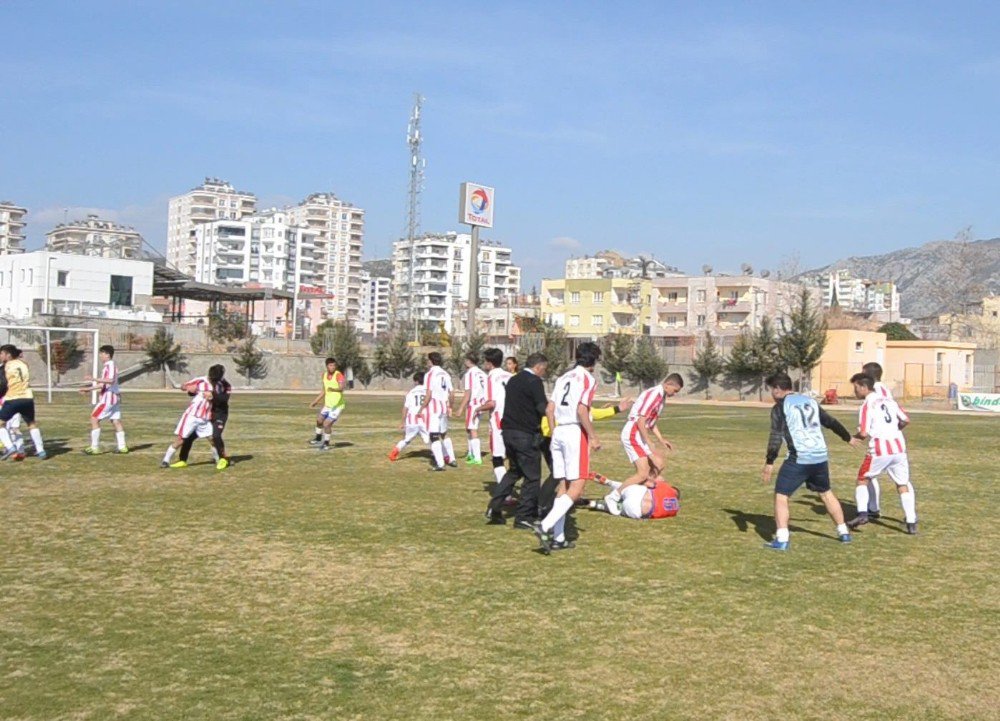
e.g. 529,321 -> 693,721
775,460 -> 831,496
0,398 -> 35,424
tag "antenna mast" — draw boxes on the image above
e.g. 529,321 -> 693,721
406,92 -> 425,341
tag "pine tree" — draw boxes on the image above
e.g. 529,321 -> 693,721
751,316 -> 784,399
625,338 -> 668,389
600,333 -> 634,392
724,331 -> 756,401
207,308 -> 248,346
779,287 -> 828,391
373,332 -> 418,379
540,322 -> 569,379
311,321 -> 363,376
691,332 -> 724,399
144,327 -> 185,388
233,337 -> 267,387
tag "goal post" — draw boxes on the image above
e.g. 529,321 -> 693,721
0,324 -> 101,404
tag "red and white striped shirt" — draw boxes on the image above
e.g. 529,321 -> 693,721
859,392 -> 908,456
183,377 -> 213,420
626,386 -> 666,430
97,359 -> 121,407
463,366 -> 489,407
404,386 -> 427,427
486,368 -> 512,426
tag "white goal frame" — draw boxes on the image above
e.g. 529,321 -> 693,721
0,324 -> 100,404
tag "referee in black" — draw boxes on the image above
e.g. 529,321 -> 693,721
485,352 -> 549,528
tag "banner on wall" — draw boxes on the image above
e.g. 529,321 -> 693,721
957,392 -> 1000,412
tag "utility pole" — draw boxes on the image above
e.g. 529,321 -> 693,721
406,93 -> 425,344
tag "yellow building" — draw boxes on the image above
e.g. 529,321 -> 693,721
541,278 -> 652,338
814,329 -> 887,397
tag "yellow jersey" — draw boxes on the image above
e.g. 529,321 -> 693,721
3,359 -> 32,400
323,371 -> 346,409
541,404 -> 618,437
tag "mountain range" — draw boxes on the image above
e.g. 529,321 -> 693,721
799,238 -> 1000,319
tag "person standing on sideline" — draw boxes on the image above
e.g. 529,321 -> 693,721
485,353 -> 549,527
81,344 -> 128,454
761,372 -> 860,550
418,351 -> 456,471
309,357 -> 346,451
533,342 -> 601,554
848,373 -> 918,534
457,353 -> 488,465
0,344 -> 46,460
505,356 -> 520,374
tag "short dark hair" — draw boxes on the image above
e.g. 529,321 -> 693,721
483,348 -> 504,368
465,352 -> 480,365
0,344 -> 20,358
208,364 -> 226,383
861,362 -> 883,381
850,373 -> 875,389
765,372 -> 793,390
664,373 -> 684,388
99,345 -> 115,357
325,357 -> 336,366
575,341 -> 601,368
525,352 -> 548,368
413,371 -> 425,384
428,351 -> 443,366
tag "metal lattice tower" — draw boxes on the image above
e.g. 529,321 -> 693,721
405,93 -> 426,336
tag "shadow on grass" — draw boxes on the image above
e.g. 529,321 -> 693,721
37,439 -> 73,459
722,508 -> 836,541
228,454 -> 253,466
405,449 -> 434,461
125,443 -> 155,453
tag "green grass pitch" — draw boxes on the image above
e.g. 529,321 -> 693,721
1,393 -> 997,720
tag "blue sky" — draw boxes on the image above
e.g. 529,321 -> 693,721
3,1 -> 999,289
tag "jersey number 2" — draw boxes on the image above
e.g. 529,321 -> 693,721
560,383 -> 572,406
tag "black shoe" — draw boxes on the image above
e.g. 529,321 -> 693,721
551,540 -> 576,551
160,461 -> 169,468
513,518 -> 536,530
847,513 -> 870,529
484,508 -> 505,525
429,465 -> 445,472
869,510 -> 881,520
531,521 -> 553,555
447,460 -> 458,468
906,522 -> 918,535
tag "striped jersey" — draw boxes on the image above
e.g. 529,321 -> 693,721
859,392 -> 909,456
550,365 -> 597,426
183,377 -> 213,420
626,386 -> 666,429
404,385 -> 427,426
97,359 -> 121,407
486,368 -> 513,426
463,366 -> 489,407
424,365 -> 453,416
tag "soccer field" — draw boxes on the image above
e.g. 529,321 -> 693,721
1,393 -> 997,721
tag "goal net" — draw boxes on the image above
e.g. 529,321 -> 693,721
0,324 -> 101,404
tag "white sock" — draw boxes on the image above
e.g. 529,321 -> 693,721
322,433 -> 331,444
606,479 -> 623,491
855,485 -> 870,515
541,494 -> 574,533
776,527 -> 790,542
13,433 -> 23,451
493,464 -> 505,483
868,479 -> 881,513
396,439 -> 407,451
163,446 -> 177,463
899,484 -> 917,523
607,488 -> 622,503
314,426 -> 323,438
470,438 -> 480,459
90,428 -> 101,448
604,491 -> 622,515
431,440 -> 445,467
443,437 -> 455,462
29,428 -> 44,455
553,515 -> 566,543
211,446 -> 220,462
0,428 -> 12,451
115,431 -> 126,450
836,523 -> 849,536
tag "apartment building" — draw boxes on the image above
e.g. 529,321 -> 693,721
541,277 -> 652,338
45,214 -> 144,259
565,250 -> 682,280
650,275 -> 808,340
190,209 -> 320,293
0,201 -> 27,254
392,231 -> 521,333
167,178 -> 257,276
285,192 -> 364,324
814,269 -> 900,321
359,270 -> 391,337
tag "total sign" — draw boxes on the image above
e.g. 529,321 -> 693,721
459,182 -> 495,228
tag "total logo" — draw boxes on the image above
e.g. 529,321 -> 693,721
470,188 -> 490,214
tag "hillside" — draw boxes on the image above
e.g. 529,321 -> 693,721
800,238 -> 1000,318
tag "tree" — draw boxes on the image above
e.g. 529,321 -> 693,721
355,358 -> 374,388
625,338 -> 668,389
36,317 -> 84,384
446,333 -> 488,376
539,322 -> 569,379
751,316 -> 785,399
144,327 -> 185,388
877,322 -> 919,341
691,332 -> 724,399
373,332 -> 418,379
207,308 -> 248,346
600,333 -> 634,393
724,331 -> 757,401
929,227 -> 986,339
311,320 -> 363,374
232,336 -> 268,387
778,287 -> 828,392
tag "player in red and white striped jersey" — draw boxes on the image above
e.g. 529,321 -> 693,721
478,348 -> 513,484
606,373 -> 684,513
418,352 -> 456,471
533,342 -> 602,553
388,372 -> 430,461
160,374 -> 214,468
857,361 -> 908,517
848,373 -> 918,533
458,354 -> 489,465
80,345 -> 128,454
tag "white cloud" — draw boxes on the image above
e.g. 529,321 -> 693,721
549,236 -> 582,251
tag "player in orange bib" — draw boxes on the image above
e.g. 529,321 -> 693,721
586,471 -> 680,519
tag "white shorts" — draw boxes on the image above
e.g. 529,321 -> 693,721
621,422 -> 652,465
489,415 -> 506,458
620,484 -> 650,519
91,403 -> 122,421
551,424 -> 590,481
176,413 -> 213,439
465,403 -> 484,431
426,411 -> 449,435
402,424 -> 430,446
319,406 -> 344,423
863,453 -> 910,486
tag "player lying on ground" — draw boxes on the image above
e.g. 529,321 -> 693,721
586,471 -> 679,520
848,373 -> 918,534
309,357 -> 346,451
80,344 -> 128,454
388,372 -> 430,461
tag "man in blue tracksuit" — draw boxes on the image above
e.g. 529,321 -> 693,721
761,372 -> 861,550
